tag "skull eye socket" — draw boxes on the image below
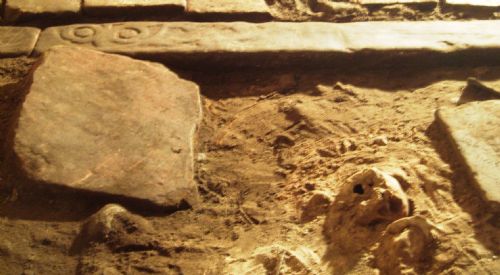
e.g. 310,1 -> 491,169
353,184 -> 364,194
389,197 -> 403,213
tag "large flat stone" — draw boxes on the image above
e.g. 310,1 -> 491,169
83,0 -> 186,16
186,0 -> 272,21
4,0 -> 81,22
34,21 -> 500,68
12,46 -> 202,209
436,101 -> 500,206
0,26 -> 41,57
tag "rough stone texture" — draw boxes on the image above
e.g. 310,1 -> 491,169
446,0 -> 500,7
34,21 -> 500,68
0,27 -> 40,57
12,46 -> 202,208
186,0 -> 272,21
4,0 -> 81,22
359,0 -> 437,7
458,78 -> 500,105
83,0 -> 186,16
436,101 -> 500,205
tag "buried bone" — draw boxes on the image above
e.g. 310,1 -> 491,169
372,216 -> 439,274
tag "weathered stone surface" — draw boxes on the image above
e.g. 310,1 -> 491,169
83,0 -> 185,16
359,0 -> 437,7
186,0 -> 272,21
446,0 -> 500,7
333,20 -> 500,52
0,27 -> 40,57
458,78 -> 500,105
12,46 -> 202,208
34,21 -> 500,68
4,0 -> 81,22
436,101 -> 500,205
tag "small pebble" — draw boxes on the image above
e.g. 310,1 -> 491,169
373,136 -> 388,146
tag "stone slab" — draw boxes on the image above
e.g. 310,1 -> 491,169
0,26 -> 41,57
12,46 -> 202,208
83,0 -> 186,16
34,21 -> 500,68
446,0 -> 500,7
186,0 -> 272,21
436,101 -> 500,206
4,0 -> 81,22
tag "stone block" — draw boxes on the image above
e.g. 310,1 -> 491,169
11,46 -> 202,209
34,21 -> 500,68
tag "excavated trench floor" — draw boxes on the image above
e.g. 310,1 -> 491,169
0,56 -> 498,274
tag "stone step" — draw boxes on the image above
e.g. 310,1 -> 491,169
33,20 -> 500,68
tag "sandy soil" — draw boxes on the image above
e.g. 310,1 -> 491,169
0,55 -> 499,274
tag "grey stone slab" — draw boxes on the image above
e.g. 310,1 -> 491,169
12,46 -> 202,209
436,101 -> 500,206
83,0 -> 185,16
0,26 -> 41,57
34,21 -> 500,68
4,0 -> 81,22
186,0 -> 272,21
